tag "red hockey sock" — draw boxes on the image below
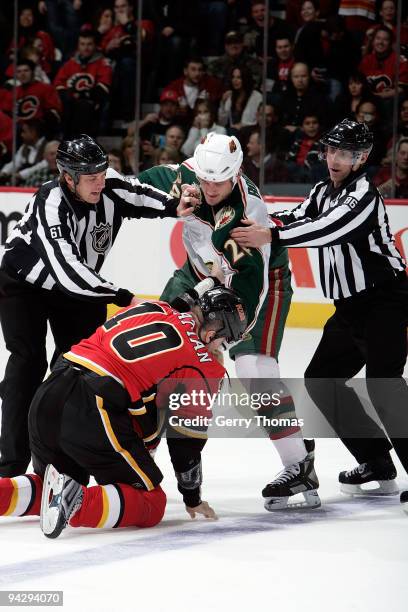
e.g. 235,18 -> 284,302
70,483 -> 166,529
0,474 -> 43,516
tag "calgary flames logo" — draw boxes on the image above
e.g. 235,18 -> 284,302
18,96 -> 39,120
68,73 -> 95,92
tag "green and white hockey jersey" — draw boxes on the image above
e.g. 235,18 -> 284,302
139,160 -> 290,332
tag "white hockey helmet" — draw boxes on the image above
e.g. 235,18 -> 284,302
193,133 -> 243,184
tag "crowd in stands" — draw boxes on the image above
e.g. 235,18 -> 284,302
0,0 -> 407,196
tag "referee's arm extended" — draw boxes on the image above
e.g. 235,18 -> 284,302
31,194 -> 134,305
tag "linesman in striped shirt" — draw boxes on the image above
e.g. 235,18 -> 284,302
231,119 -> 408,513
0,134 -> 196,478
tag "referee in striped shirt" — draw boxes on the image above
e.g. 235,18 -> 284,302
0,134 -> 195,478
231,119 -> 408,509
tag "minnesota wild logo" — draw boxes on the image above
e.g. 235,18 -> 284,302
215,206 -> 235,229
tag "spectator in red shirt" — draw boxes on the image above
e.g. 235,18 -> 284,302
162,57 -> 223,124
359,26 -> 408,99
54,30 -> 112,137
363,1 -> 408,57
269,36 -> 296,98
1,60 -> 62,136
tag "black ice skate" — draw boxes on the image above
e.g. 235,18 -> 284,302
40,464 -> 83,538
262,440 -> 321,510
339,455 -> 399,497
401,491 -> 408,515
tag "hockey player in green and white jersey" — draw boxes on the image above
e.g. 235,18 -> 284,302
139,133 -> 320,510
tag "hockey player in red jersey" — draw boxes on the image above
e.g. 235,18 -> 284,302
0,288 -> 247,538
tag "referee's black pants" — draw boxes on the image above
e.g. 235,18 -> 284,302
0,269 -> 107,477
305,273 -> 408,472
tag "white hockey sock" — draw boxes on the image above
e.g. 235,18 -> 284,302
235,353 -> 280,379
273,434 -> 307,467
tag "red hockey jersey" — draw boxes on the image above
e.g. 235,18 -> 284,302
1,81 -> 62,121
65,301 -> 225,421
359,51 -> 408,93
54,53 -> 112,95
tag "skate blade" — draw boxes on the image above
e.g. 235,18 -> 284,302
264,489 -> 321,511
40,464 -> 65,538
340,480 -> 399,497
402,502 -> 408,516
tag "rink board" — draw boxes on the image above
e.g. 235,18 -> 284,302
1,188 -> 407,328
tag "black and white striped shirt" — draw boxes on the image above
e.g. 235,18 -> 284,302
271,171 -> 406,299
1,168 -> 178,305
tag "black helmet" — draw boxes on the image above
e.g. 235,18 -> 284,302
56,134 -> 108,184
320,119 -> 373,152
198,287 -> 247,343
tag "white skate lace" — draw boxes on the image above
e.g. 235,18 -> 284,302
270,463 -> 301,485
344,463 -> 368,478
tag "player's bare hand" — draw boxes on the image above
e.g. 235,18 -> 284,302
186,501 -> 218,520
209,259 -> 224,283
177,184 -> 200,217
230,218 -> 271,248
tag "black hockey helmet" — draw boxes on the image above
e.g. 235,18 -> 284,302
56,134 -> 108,184
320,119 -> 373,152
198,287 -> 247,343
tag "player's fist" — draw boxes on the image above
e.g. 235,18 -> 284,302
177,184 -> 200,217
186,501 -> 218,520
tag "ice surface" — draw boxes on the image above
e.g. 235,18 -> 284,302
0,328 -> 407,612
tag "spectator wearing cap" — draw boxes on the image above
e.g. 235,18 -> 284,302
207,31 -> 263,89
128,89 -> 183,149
53,30 -> 113,137
161,57 -> 223,123
181,100 -> 226,157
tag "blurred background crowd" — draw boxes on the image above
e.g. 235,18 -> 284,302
0,0 -> 407,196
